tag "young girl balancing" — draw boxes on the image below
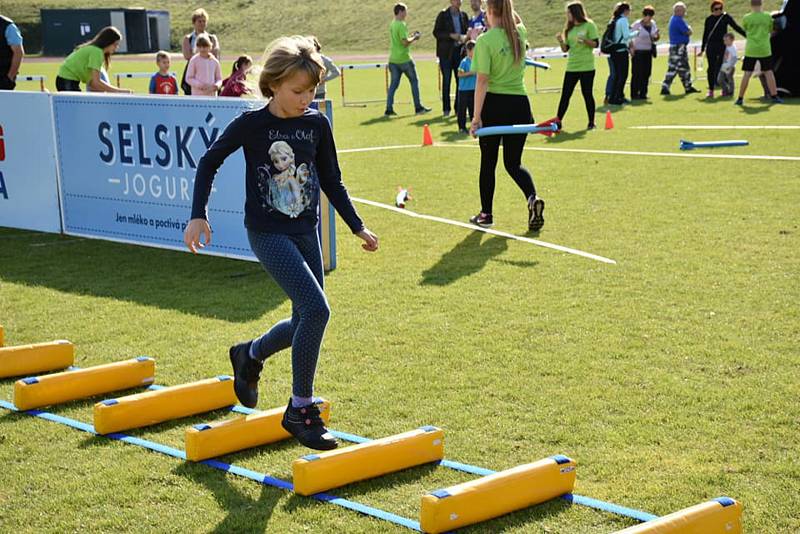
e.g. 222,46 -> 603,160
184,36 -> 379,451
469,0 -> 544,232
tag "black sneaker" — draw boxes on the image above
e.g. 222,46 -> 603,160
771,96 -> 784,104
734,97 -> 743,106
685,86 -> 700,94
660,86 -> 670,96
282,399 -> 338,450
416,106 -> 431,115
384,110 -> 397,117
587,123 -> 596,130
229,342 -> 262,408
528,196 -> 545,232
469,212 -> 493,228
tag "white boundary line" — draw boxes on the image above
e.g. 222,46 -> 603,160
519,146 -> 800,162
338,143 -> 800,162
339,145 -> 420,154
630,125 -> 800,130
350,197 -> 617,265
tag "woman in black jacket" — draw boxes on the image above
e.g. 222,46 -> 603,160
700,0 -> 745,97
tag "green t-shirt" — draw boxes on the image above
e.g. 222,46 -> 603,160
471,24 -> 528,95
565,21 -> 599,72
743,11 -> 772,58
389,20 -> 411,64
58,45 -> 105,83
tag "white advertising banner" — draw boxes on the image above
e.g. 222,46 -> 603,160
0,91 -> 62,233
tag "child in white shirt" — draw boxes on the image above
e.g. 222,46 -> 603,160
717,32 -> 738,96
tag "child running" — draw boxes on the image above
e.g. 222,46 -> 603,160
469,0 -> 544,232
184,36 -> 379,451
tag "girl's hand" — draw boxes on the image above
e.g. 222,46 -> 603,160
184,218 -> 212,253
556,33 -> 564,43
470,117 -> 482,138
356,228 -> 379,252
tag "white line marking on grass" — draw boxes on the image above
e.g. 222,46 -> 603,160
351,197 -> 617,265
339,144 -> 421,154
30,238 -> 86,248
338,143 -> 800,161
519,146 -> 800,161
630,125 -> 800,130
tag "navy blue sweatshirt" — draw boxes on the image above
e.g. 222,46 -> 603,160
191,105 -> 364,235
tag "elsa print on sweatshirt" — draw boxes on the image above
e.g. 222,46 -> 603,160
257,141 -> 314,218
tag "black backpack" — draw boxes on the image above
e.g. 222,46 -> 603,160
600,17 -> 623,54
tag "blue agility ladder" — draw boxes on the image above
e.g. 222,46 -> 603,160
0,383 -> 658,531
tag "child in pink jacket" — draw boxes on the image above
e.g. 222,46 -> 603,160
186,34 -> 221,96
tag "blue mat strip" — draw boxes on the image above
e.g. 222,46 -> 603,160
0,400 -> 421,532
147,394 -> 660,523
563,494 -> 660,522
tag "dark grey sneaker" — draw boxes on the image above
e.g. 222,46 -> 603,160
281,399 -> 338,450
229,342 -> 262,408
528,196 -> 545,232
469,212 -> 493,228
416,106 -> 432,115
685,86 -> 700,94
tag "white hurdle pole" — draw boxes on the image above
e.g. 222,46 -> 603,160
338,63 -> 389,107
18,75 -> 47,92
116,72 -> 177,88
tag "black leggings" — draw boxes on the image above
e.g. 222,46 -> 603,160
706,46 -> 725,91
557,70 -> 595,124
478,92 -> 536,215
610,50 -> 629,103
56,76 -> 81,91
630,50 -> 653,98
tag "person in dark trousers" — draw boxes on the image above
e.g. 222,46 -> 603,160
555,1 -> 599,129
456,40 -> 477,133
606,2 -> 632,105
468,0 -> 545,233
0,15 -> 24,90
700,0 -> 746,98
433,0 -> 469,117
185,36 -> 379,451
630,6 -> 660,99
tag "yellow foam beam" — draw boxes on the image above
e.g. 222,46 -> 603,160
292,426 -> 444,496
613,497 -> 742,534
0,340 -> 74,378
13,357 -> 156,410
93,375 -> 236,435
420,455 -> 577,534
185,399 -> 332,461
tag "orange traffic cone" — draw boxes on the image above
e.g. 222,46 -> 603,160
422,124 -> 434,146
604,110 -> 614,130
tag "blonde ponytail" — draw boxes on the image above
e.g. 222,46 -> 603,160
487,0 -> 523,63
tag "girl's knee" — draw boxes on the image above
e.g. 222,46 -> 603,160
304,299 -> 330,324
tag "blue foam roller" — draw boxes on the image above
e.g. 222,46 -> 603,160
679,139 -> 749,150
476,123 -> 559,137
525,58 -> 551,69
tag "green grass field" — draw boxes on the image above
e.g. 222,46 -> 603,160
2,54 -> 799,533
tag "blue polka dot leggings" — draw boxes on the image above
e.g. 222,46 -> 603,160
247,229 -> 330,398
